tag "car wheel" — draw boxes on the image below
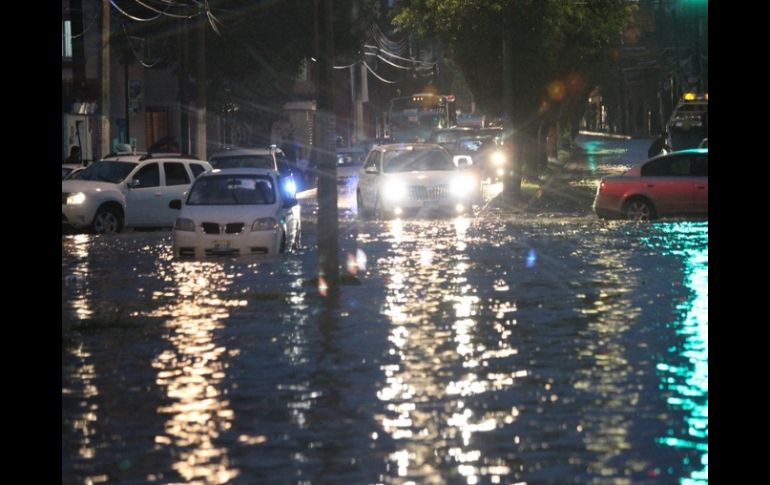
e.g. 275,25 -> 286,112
623,197 -> 655,222
91,206 -> 123,234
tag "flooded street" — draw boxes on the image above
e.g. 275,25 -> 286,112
63,209 -> 707,484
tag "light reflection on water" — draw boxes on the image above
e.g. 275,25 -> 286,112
644,222 -> 708,484
149,260 -> 241,484
62,217 -> 707,484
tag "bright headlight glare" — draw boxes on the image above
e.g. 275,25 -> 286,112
67,192 -> 86,205
450,175 -> 475,196
284,178 -> 297,196
174,218 -> 195,231
252,217 -> 278,231
383,180 -> 407,201
492,151 -> 506,166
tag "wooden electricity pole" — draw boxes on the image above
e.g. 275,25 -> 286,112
315,0 -> 340,300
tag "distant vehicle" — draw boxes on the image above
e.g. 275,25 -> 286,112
209,147 -> 299,194
356,143 -> 479,219
62,154 -> 211,234
336,147 -> 367,191
667,93 -> 708,151
169,168 -> 300,258
387,93 -> 457,142
593,148 -> 708,221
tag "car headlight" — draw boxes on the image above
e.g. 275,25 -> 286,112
174,218 -> 195,231
252,217 -> 278,231
67,192 -> 86,205
383,180 -> 407,201
450,174 -> 476,196
491,150 -> 507,166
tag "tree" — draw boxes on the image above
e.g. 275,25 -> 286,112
393,0 -> 636,199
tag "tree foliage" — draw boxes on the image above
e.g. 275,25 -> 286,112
393,0 -> 636,134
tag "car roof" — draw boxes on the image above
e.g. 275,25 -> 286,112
98,154 -> 203,163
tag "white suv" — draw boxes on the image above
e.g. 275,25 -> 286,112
62,154 -> 212,234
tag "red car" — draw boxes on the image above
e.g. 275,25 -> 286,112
593,148 -> 708,221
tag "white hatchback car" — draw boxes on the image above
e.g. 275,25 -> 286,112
170,168 -> 301,258
62,154 -> 211,234
356,143 -> 479,218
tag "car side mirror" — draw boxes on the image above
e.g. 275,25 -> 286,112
169,199 -> 182,210
365,165 -> 379,174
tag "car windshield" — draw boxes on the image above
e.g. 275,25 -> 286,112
72,161 -> 138,183
383,149 -> 455,173
209,155 -> 275,170
186,175 -> 276,205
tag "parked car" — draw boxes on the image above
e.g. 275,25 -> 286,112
208,147 -> 300,193
62,163 -> 84,179
356,143 -> 480,218
593,148 -> 708,221
62,154 -> 211,234
169,168 -> 300,258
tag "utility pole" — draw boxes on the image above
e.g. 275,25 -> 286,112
99,0 -> 111,158
315,0 -> 340,300
195,11 -> 207,160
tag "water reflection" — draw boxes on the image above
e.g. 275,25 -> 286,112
646,222 -> 708,484
62,234 -> 101,482
374,217 -> 521,483
150,260 -> 242,484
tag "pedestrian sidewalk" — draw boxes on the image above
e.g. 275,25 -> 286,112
486,133 -> 650,216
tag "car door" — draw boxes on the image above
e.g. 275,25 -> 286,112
156,161 -> 193,225
358,150 -> 381,208
639,155 -> 693,216
125,162 -> 164,226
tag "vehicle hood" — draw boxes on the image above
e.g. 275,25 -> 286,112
62,179 -> 123,194
382,170 -> 462,186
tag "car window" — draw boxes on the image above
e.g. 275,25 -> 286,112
641,155 -> 690,177
187,175 -> 277,205
75,161 -> 137,183
383,149 -> 454,173
363,151 -> 380,172
163,162 -> 191,186
190,163 -> 207,178
133,163 -> 160,188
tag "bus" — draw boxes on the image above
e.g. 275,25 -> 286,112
387,93 -> 457,142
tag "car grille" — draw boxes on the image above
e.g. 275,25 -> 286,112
408,185 -> 447,201
202,222 -> 220,234
225,223 -> 244,234
201,222 -> 245,234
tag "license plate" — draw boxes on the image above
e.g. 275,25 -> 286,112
213,240 -> 231,251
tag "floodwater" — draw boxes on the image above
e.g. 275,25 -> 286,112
62,210 -> 707,484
